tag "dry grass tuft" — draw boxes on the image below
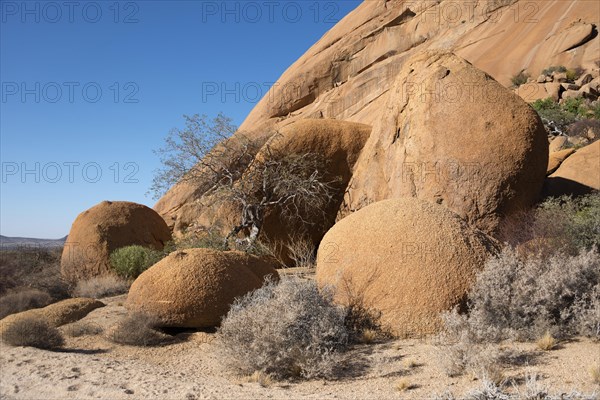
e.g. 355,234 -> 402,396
241,371 -> 274,387
403,358 -> 418,369
590,364 -> 600,384
360,329 -> 378,344
2,316 -> 64,349
73,276 -> 130,299
536,331 -> 556,351
395,378 -> 414,392
64,321 -> 103,337
285,235 -> 316,268
108,312 -> 172,347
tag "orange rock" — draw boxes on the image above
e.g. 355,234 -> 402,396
316,198 -> 497,338
126,249 -> 279,328
61,201 -> 172,283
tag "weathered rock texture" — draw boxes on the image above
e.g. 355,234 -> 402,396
344,51 -> 549,233
0,298 -> 104,337
316,198 -> 497,338
156,0 -> 595,240
61,201 -> 172,283
544,140 -> 600,196
126,248 -> 279,328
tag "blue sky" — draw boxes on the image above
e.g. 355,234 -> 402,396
0,0 -> 361,238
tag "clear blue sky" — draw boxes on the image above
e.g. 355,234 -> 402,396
0,0 -> 361,238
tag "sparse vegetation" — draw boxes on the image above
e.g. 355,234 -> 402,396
541,65 -> 567,76
108,312 -> 172,347
536,332 -> 556,351
285,234 -> 316,268
0,247 -> 70,301
216,277 -> 348,380
338,272 -> 389,344
64,321 -> 103,337
532,97 -> 600,136
2,316 -> 64,349
240,371 -> 274,387
498,193 -> 600,256
453,248 -> 600,342
73,276 -> 130,299
590,365 -> 600,384
110,245 -> 164,279
511,70 -> 530,87
151,114 -> 340,250
0,288 -> 52,319
395,378 -> 413,391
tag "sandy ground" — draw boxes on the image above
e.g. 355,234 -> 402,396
1,294 -> 599,400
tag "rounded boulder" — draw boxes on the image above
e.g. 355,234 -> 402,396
316,198 -> 497,338
61,201 -> 172,283
125,248 -> 279,328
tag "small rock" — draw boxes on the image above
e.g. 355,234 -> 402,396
561,83 -> 580,91
561,89 -> 581,100
549,136 -> 568,153
576,73 -> 593,86
537,75 -> 546,83
579,83 -> 599,100
553,72 -> 568,82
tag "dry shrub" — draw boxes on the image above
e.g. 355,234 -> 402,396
0,247 -> 70,300
457,248 -> 600,342
2,316 -> 64,349
240,371 -> 274,387
536,332 -> 556,351
64,321 -> 103,337
498,193 -> 600,257
216,277 -> 348,380
0,288 -> 52,319
590,365 -> 600,384
338,271 -> 390,344
285,235 -> 316,268
108,312 -> 172,347
73,276 -> 130,299
395,378 -> 413,391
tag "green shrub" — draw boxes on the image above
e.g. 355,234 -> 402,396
499,193 -> 600,256
565,68 -> 581,82
535,194 -> 600,254
510,71 -> 529,87
216,277 -> 348,379
109,245 -> 163,279
175,231 -> 229,251
541,65 -> 567,76
2,317 -> 65,349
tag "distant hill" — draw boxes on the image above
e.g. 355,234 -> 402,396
0,235 -> 67,249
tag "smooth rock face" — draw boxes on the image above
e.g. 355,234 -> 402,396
126,248 -> 279,328
549,136 -> 569,153
155,0 -> 596,233
0,298 -> 105,336
344,51 -> 549,233
61,201 -> 172,283
547,148 -> 575,175
157,119 -> 371,253
256,119 -> 372,259
316,198 -> 497,338
545,141 -> 600,196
